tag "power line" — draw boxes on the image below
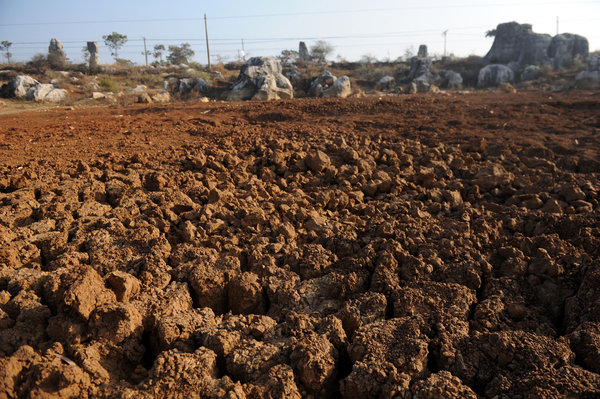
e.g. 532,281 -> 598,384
0,1 -> 597,27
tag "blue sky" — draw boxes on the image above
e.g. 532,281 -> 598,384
1,0 -> 599,64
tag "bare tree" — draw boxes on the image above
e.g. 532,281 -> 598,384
310,40 -> 334,63
1,41 -> 12,63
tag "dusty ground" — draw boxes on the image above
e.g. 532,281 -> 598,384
0,91 -> 599,398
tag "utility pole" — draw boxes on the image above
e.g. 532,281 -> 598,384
204,13 -> 211,71
241,39 -> 246,61
143,37 -> 148,66
556,16 -> 559,35
442,30 -> 448,58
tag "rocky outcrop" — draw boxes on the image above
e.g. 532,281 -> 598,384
0,75 -> 67,102
26,84 -> 67,102
484,23 -> 551,65
440,70 -> 463,89
407,47 -> 441,92
548,33 -> 589,70
226,57 -> 293,101
164,77 -> 208,97
376,75 -> 396,91
299,41 -> 310,61
0,75 -> 38,98
309,71 -> 336,97
478,64 -> 514,87
309,71 -> 352,98
408,56 -> 433,80
48,38 -> 65,58
87,42 -> 99,71
48,38 -> 67,66
324,76 -> 351,98
483,22 -> 589,70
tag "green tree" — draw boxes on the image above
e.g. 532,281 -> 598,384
278,49 -> 299,63
167,43 -> 194,64
102,32 -> 127,60
310,40 -> 334,63
153,44 -> 165,64
0,41 -> 12,63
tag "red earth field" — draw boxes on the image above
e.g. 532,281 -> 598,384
0,91 -> 599,398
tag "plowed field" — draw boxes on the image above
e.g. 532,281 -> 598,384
1,91 -> 599,398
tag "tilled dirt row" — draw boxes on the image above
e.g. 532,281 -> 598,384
0,92 -> 599,398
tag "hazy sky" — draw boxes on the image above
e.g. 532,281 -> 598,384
1,0 -> 599,65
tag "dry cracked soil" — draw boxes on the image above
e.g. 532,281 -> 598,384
0,91 -> 599,398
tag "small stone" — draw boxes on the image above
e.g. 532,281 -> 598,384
138,93 -> 153,103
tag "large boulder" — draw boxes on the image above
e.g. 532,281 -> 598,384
408,56 -> 433,80
309,71 -> 352,98
414,72 -> 439,92
408,54 -> 440,92
299,41 -> 311,61
323,76 -> 352,98
521,65 -> 542,81
483,21 -> 590,70
308,71 -> 336,97
164,77 -> 208,97
478,64 -> 515,87
440,70 -> 463,89
48,38 -> 67,67
48,38 -> 65,58
484,22 -> 552,66
0,75 -> 39,98
226,57 -> 293,101
376,76 -> 396,91
548,33 -> 589,70
0,75 -> 67,102
26,84 -> 68,102
87,42 -> 100,71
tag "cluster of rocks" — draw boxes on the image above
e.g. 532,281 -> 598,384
0,75 -> 67,102
484,22 -> 588,69
165,77 -> 208,97
308,70 -> 352,98
226,57 -> 294,101
378,45 -> 463,93
225,57 -> 352,101
478,22 -> 590,88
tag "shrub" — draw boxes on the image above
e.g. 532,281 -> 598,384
99,76 -> 119,93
